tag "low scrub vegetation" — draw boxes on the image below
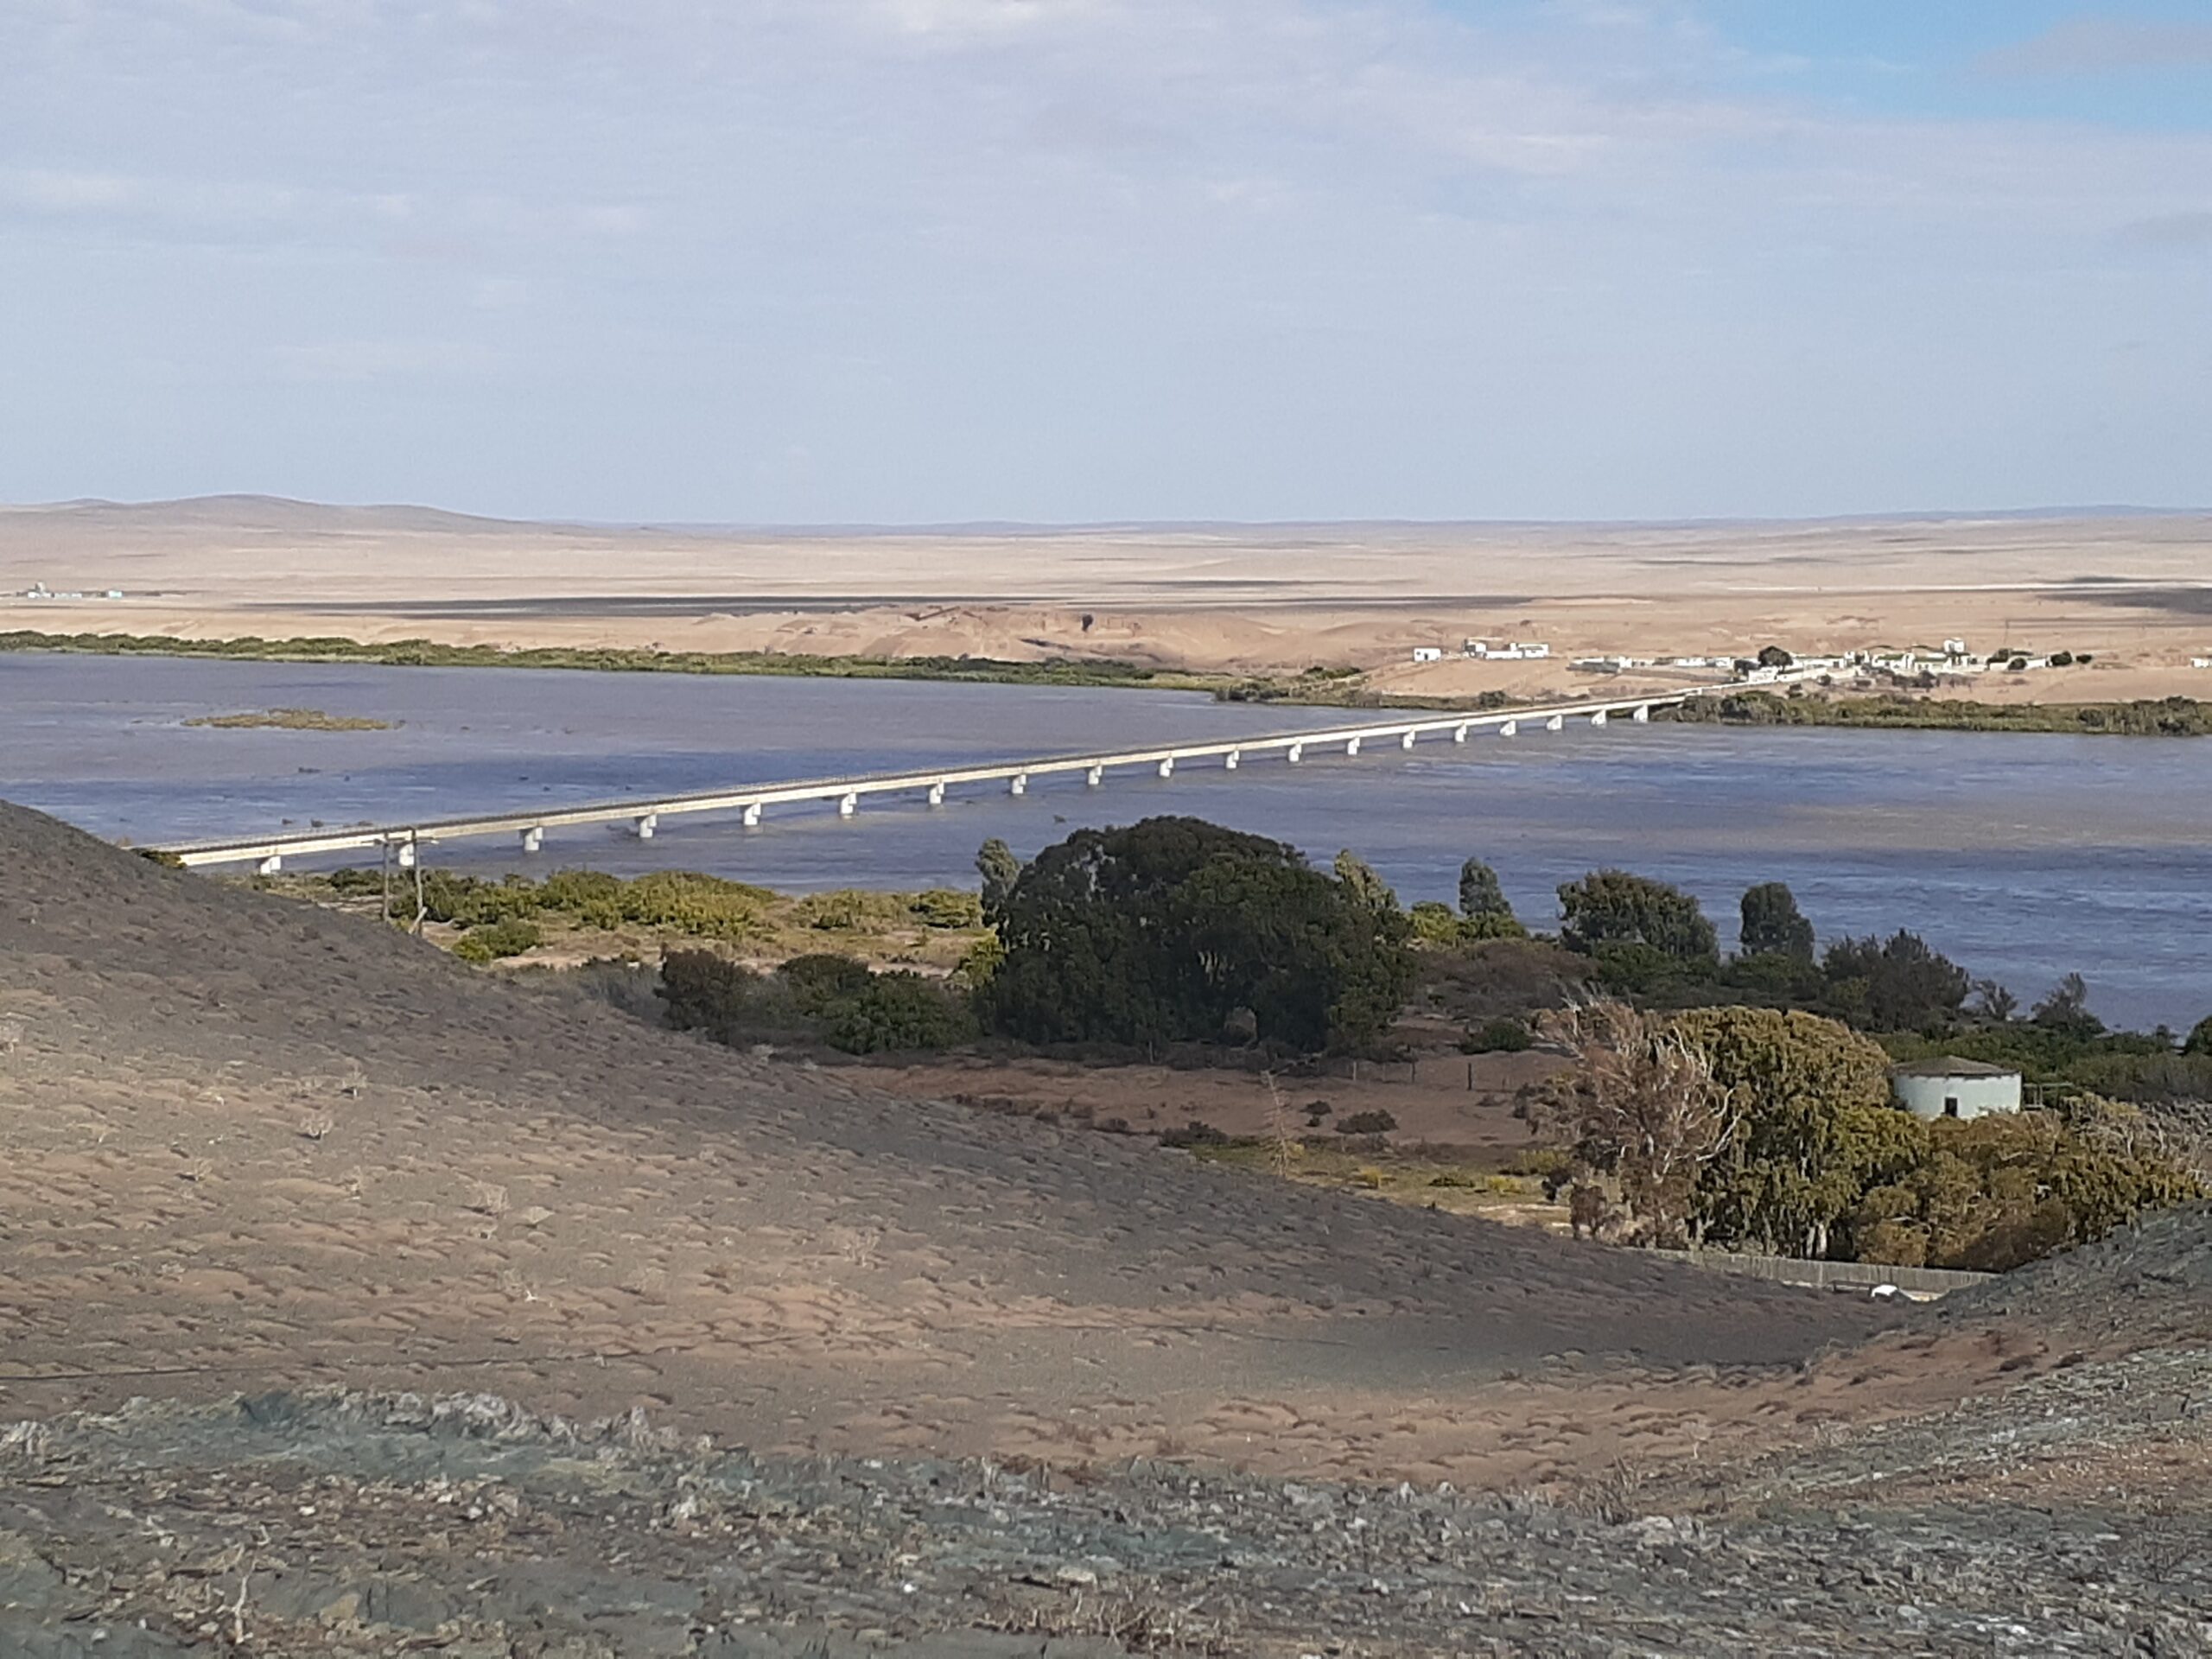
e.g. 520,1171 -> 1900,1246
658,948 -> 977,1055
1535,1000 -> 2202,1271
1668,689 -> 2212,737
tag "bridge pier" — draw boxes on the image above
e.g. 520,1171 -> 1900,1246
1400,729 -> 1417,750
1010,773 -> 1028,796
1345,736 -> 1362,757
1453,724 -> 1470,743
634,813 -> 658,840
393,840 -> 416,869
1157,756 -> 1175,779
741,804 -> 762,829
1632,704 -> 1650,722
1085,764 -> 1104,787
1224,749 -> 1240,771
1287,742 -> 1304,764
1591,709 -> 1610,728
1545,715 -> 1564,733
838,792 -> 858,817
519,826 -> 542,855
1499,720 -> 1517,738
257,854 -> 282,876
927,781 -> 945,806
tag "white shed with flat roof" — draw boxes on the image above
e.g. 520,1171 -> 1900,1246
1891,1058 -> 2022,1121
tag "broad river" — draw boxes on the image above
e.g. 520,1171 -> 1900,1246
5,653 -> 2209,1032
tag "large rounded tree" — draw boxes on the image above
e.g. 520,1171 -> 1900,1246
982,817 -> 1413,1054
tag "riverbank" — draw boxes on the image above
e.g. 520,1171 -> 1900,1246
11,628 -> 2212,732
0,626 -> 1328,698
1660,688 -> 2212,737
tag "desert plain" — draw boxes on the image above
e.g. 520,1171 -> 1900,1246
4,497 -> 2212,703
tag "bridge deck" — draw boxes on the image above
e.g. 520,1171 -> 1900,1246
155,692 -> 1694,868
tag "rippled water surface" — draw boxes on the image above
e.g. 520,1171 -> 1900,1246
6,653 -> 2209,1031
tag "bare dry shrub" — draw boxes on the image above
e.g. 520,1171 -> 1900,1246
1535,998 -> 1738,1247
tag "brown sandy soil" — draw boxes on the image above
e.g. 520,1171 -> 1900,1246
853,1051 -> 1557,1152
7,797 -> 2085,1502
5,498 -> 2211,696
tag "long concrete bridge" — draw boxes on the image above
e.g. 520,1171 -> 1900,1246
155,691 -> 1700,872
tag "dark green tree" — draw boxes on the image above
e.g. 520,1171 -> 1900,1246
976,836 -> 1022,926
982,817 -> 1413,1053
1738,881 -> 1815,961
1332,849 -> 1399,913
1756,645 -> 1795,669
1821,930 -> 1972,1032
1558,870 -> 1718,963
1455,856 -> 1523,939
2031,972 -> 2105,1039
1675,1007 -> 1920,1258
2185,1014 -> 2212,1057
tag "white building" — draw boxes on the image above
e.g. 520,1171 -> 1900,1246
1466,640 -> 1550,661
1411,645 -> 1443,664
1891,1058 -> 2023,1121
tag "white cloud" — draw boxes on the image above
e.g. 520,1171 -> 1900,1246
1,1 -> 2208,518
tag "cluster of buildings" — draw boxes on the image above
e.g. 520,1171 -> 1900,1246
1409,639 -> 1552,664
17,582 -> 126,601
1408,633 -> 2088,685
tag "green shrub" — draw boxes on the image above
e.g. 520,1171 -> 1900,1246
817,971 -> 976,1054
619,872 -> 772,941
1408,900 -> 1463,945
453,916 -> 541,963
779,952 -> 874,1014
797,887 -> 907,931
1336,1109 -> 1398,1135
658,949 -> 760,1033
1160,1120 -> 1230,1148
909,887 -> 984,929
1462,1016 -> 1533,1053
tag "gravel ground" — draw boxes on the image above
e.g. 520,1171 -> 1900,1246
5,1375 -> 2208,1659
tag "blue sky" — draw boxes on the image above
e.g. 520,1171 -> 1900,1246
2,2 -> 2207,523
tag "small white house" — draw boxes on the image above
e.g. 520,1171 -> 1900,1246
1891,1058 -> 2023,1122
1411,645 -> 1444,664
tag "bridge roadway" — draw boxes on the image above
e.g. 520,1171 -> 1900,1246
156,690 -> 1700,872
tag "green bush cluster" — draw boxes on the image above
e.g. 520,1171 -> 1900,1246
452,916 -> 542,963
1668,1007 -> 2200,1271
657,949 -> 973,1055
1461,1016 -> 1533,1053
1668,689 -> 2212,737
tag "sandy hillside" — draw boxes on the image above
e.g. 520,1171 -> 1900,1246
6,799 -> 2210,1654
4,497 -> 2210,694
0,797 -> 1923,1491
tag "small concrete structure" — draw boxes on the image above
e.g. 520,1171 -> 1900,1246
1891,1058 -> 2023,1121
1411,645 -> 1443,664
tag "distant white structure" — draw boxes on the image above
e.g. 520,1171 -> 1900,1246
1410,645 -> 1443,664
2192,656 -> 2211,670
1891,1058 -> 2023,1122
1465,640 -> 1549,661
1942,639 -> 1970,659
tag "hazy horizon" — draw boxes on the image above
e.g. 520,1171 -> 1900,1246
5,3 -> 2209,524
8,491 -> 2210,531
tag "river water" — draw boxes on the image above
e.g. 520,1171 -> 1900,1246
5,653 -> 2209,1032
